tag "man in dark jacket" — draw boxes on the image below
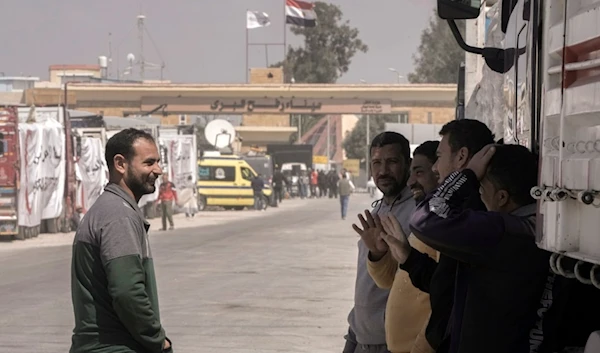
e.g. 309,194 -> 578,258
397,144 -> 550,353
272,167 -> 284,204
251,173 -> 265,211
70,128 -> 172,353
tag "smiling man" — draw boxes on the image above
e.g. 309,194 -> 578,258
365,140 -> 441,353
408,141 -> 440,203
70,128 -> 172,353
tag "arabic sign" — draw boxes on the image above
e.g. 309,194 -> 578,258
141,97 -> 392,115
18,119 -> 66,227
313,155 -> 328,164
76,137 -> 108,211
343,159 -> 360,176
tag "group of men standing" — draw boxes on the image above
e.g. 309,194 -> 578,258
66,119 -> 600,353
344,120 -> 599,353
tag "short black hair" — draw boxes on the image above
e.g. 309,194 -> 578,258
413,140 -> 439,164
486,144 -> 538,206
369,131 -> 411,163
439,119 -> 495,157
105,128 -> 155,173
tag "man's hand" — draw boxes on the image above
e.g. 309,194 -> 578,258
380,214 -> 412,265
163,339 -> 171,351
352,210 -> 388,260
466,144 -> 496,180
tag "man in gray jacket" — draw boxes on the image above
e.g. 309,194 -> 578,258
345,132 -> 415,353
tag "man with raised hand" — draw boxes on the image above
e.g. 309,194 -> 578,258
344,131 -> 415,353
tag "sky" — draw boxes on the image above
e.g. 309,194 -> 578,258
1,0 -> 437,84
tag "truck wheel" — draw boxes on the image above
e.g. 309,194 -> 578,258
33,225 -> 40,238
45,218 -> 59,234
197,196 -> 207,212
24,227 -> 32,239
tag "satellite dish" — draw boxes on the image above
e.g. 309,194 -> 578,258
205,119 -> 236,149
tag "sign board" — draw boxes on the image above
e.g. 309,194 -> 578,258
142,97 -> 392,115
343,159 -> 360,176
18,118 -> 66,227
313,155 -> 328,165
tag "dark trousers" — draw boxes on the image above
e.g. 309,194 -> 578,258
330,185 -> 338,198
161,201 -> 174,230
274,186 -> 283,203
254,192 -> 263,210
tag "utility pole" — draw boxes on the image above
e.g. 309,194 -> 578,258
298,115 -> 302,143
137,14 -> 146,81
365,115 -> 370,180
326,115 -> 331,171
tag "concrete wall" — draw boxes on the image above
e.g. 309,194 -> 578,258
398,106 -> 455,124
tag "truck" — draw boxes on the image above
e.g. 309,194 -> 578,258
0,105 -> 78,240
68,110 -> 109,214
440,0 -> 600,348
0,107 -> 21,239
266,144 -> 313,199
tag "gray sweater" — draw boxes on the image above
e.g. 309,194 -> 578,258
347,186 -> 415,345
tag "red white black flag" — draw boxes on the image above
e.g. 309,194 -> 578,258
285,0 -> 317,27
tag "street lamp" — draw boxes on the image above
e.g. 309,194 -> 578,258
388,68 -> 404,83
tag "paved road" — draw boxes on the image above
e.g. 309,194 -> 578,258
0,194 -> 377,353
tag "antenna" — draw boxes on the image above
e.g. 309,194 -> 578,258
204,119 -> 236,149
137,14 -> 146,81
108,32 -> 113,78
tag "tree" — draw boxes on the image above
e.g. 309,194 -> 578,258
408,12 -> 466,83
271,2 -> 368,143
272,2 -> 368,84
343,115 -> 400,161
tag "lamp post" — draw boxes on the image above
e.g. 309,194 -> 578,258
388,68 -> 404,83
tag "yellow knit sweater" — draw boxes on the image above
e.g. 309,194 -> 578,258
366,235 -> 439,353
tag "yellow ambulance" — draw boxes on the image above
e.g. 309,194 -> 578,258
197,154 -> 272,211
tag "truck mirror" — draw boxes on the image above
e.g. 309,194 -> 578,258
438,0 -> 482,20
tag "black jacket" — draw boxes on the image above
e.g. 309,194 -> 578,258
409,169 -> 551,353
399,173 -> 486,350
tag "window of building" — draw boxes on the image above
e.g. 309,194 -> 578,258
427,112 -> 433,124
398,112 -> 409,124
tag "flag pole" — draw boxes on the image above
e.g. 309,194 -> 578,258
246,9 -> 249,83
283,0 -> 287,77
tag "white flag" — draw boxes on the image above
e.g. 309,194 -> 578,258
247,10 -> 271,29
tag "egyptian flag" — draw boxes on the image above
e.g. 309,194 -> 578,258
285,0 -> 317,27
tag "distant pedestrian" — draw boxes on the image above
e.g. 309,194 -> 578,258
310,169 -> 319,198
251,173 -> 265,211
328,170 -> 340,198
158,174 -> 177,231
184,175 -> 197,218
338,173 -> 354,220
70,128 -> 172,353
273,166 -> 285,204
299,170 -> 310,199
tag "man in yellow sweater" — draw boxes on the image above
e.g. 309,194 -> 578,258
365,141 -> 440,353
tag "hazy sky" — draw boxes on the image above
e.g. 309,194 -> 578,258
2,0 -> 437,84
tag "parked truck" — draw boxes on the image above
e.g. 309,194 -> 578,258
442,0 -> 600,348
0,107 -> 21,239
0,105 -> 77,240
